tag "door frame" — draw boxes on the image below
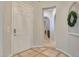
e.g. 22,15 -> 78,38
42,6 -> 56,47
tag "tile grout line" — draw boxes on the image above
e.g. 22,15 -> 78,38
56,52 -> 61,57
12,47 -> 68,57
32,48 -> 49,57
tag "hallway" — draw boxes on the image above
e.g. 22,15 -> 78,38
43,32 -> 55,47
0,1 -> 79,57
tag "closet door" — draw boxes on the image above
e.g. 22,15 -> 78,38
12,2 -> 33,54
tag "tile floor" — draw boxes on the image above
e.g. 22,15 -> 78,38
12,34 -> 69,57
12,47 -> 69,57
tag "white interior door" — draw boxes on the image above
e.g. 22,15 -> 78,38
11,2 -> 34,54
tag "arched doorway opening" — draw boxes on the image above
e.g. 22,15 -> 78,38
43,7 -> 56,47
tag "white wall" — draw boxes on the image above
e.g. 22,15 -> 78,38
56,2 -> 79,57
3,2 -> 12,56
55,2 -> 73,56
0,2 -> 5,57
32,2 -> 44,47
0,2 -> 11,57
67,2 -> 79,57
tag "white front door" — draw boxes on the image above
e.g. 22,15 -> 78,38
11,2 -> 34,54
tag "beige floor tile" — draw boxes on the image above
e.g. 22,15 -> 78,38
35,54 -> 48,57
43,35 -> 54,47
19,53 -> 33,57
32,47 -> 47,53
28,50 -> 39,55
13,48 -> 68,57
19,51 -> 39,57
40,47 -> 48,50
42,49 -> 59,57
21,49 -> 34,54
32,48 -> 43,52
18,50 -> 38,57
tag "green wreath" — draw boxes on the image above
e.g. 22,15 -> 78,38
67,11 -> 77,27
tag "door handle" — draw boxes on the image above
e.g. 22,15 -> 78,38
14,28 -> 16,36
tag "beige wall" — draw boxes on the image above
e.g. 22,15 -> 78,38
0,2 -> 5,57
55,2 -> 73,56
0,2 -> 12,57
33,2 -> 44,47
3,2 -> 12,56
